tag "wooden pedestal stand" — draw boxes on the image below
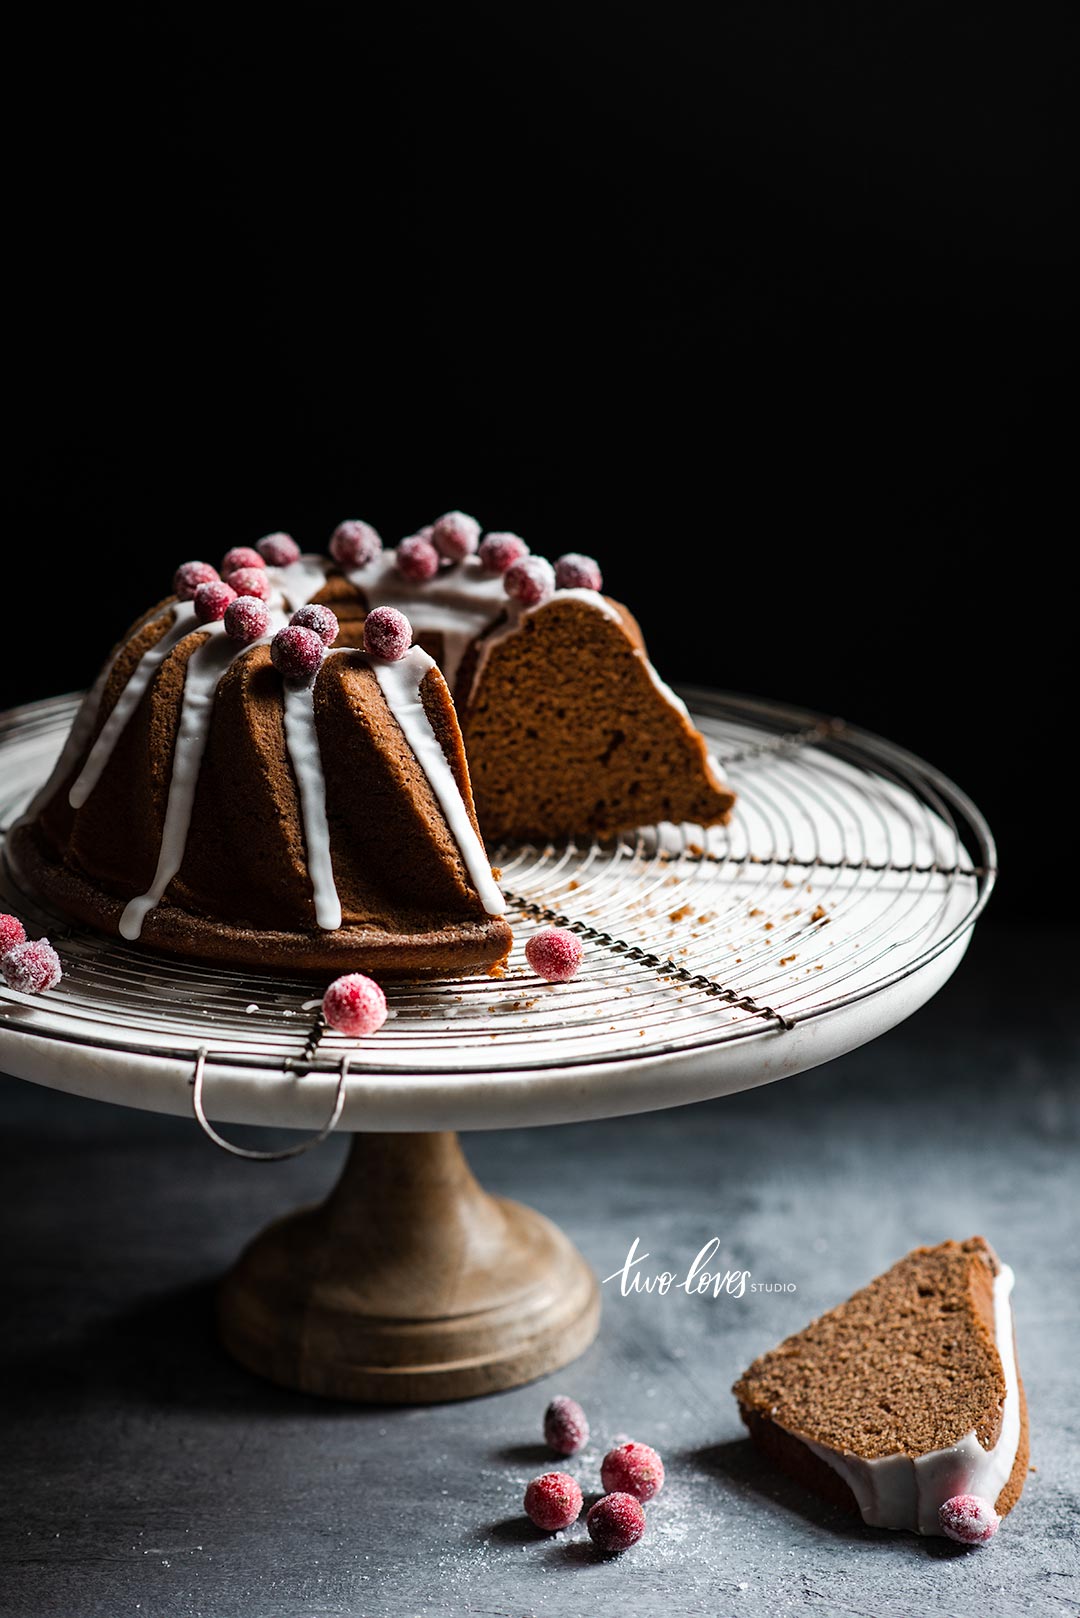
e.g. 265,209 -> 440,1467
217,1130 -> 601,1403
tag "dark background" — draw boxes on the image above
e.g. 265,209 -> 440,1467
6,2 -> 1077,920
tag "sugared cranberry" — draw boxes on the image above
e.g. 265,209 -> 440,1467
173,561 -> 220,601
257,532 -> 301,567
525,928 -> 584,983
939,1494 -> 1000,1545
291,603 -> 340,646
330,520 -> 383,570
544,1395 -> 589,1456
323,972 -> 388,1037
586,1493 -> 645,1554
431,510 -> 481,562
505,555 -> 555,608
555,552 -> 603,592
600,1441 -> 665,1502
2,937 -> 63,995
223,596 -> 272,644
523,1473 -> 583,1533
396,534 -> 441,582
271,625 -> 326,680
478,532 -> 529,575
226,566 -> 272,602
0,914 -> 27,955
221,546 -> 266,577
193,580 -> 237,624
363,606 -> 412,661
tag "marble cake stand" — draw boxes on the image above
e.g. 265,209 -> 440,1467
0,690 -> 995,1402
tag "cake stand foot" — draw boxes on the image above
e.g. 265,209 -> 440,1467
217,1131 -> 600,1403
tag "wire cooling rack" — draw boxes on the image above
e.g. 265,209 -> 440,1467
0,690 -> 994,1121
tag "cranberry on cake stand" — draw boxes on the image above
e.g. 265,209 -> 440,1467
0,689 -> 994,1402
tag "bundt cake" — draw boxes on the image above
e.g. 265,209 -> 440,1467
9,515 -> 735,974
733,1237 -> 1029,1536
9,553 -> 512,976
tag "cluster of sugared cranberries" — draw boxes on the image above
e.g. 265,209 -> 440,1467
478,531 -> 529,575
554,552 -> 603,592
173,560 -> 220,601
330,519 -> 383,570
523,1473 -> 584,1533
1,924 -> 63,996
363,606 -> 412,661
519,1395 -> 663,1554
939,1494 -> 1000,1545
322,972 -> 388,1037
600,1441 -> 665,1502
257,532 -> 301,566
525,928 -> 584,983
586,1493 -> 646,1553
227,565 -> 272,602
194,579 -> 237,624
396,533 -> 441,582
221,545 -> 265,577
224,595 -> 272,645
431,509 -> 481,562
291,603 -> 339,646
271,624 -> 326,680
544,1395 -> 590,1456
504,555 -> 555,607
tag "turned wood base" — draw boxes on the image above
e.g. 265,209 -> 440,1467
217,1131 -> 601,1403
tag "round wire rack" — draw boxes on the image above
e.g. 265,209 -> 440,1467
0,690 -> 994,1126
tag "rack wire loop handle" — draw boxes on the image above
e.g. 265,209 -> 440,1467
190,1045 -> 350,1161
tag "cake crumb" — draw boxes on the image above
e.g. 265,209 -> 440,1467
669,904 -> 693,923
811,904 -> 828,923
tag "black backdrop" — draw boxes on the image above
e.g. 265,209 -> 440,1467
7,4 -> 1077,921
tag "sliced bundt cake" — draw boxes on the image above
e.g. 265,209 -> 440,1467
733,1237 -> 1028,1536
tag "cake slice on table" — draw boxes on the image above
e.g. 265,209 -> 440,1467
732,1238 -> 1028,1539
10,554 -> 511,978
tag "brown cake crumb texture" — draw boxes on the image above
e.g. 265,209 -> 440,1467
733,1237 -> 1029,1520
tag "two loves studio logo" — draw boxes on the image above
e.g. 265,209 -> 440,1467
602,1237 -> 798,1299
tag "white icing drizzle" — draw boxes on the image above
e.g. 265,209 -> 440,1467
69,603 -> 200,809
15,657 -> 116,830
372,649 -> 505,916
281,673 -> 342,930
346,554 -> 507,688
119,623 -> 247,940
792,1265 -> 1021,1535
274,554 -> 333,612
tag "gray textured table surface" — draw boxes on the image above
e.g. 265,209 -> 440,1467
1,922 -> 1078,1618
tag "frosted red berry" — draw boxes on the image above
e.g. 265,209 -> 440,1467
600,1441 -> 665,1502
555,552 -> 603,592
323,972 -> 388,1037
2,937 -> 63,995
193,580 -> 237,624
364,606 -> 412,661
939,1494 -> 1000,1545
478,532 -> 529,575
226,566 -> 272,602
586,1492 -> 645,1553
257,532 -> 301,567
523,1472 -> 583,1533
0,914 -> 27,955
291,603 -> 339,646
221,546 -> 266,577
525,928 -> 584,983
543,1395 -> 589,1456
223,596 -> 272,644
431,510 -> 481,562
505,555 -> 555,607
330,520 -> 383,570
173,561 -> 220,601
271,625 -> 326,680
396,534 -> 441,582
